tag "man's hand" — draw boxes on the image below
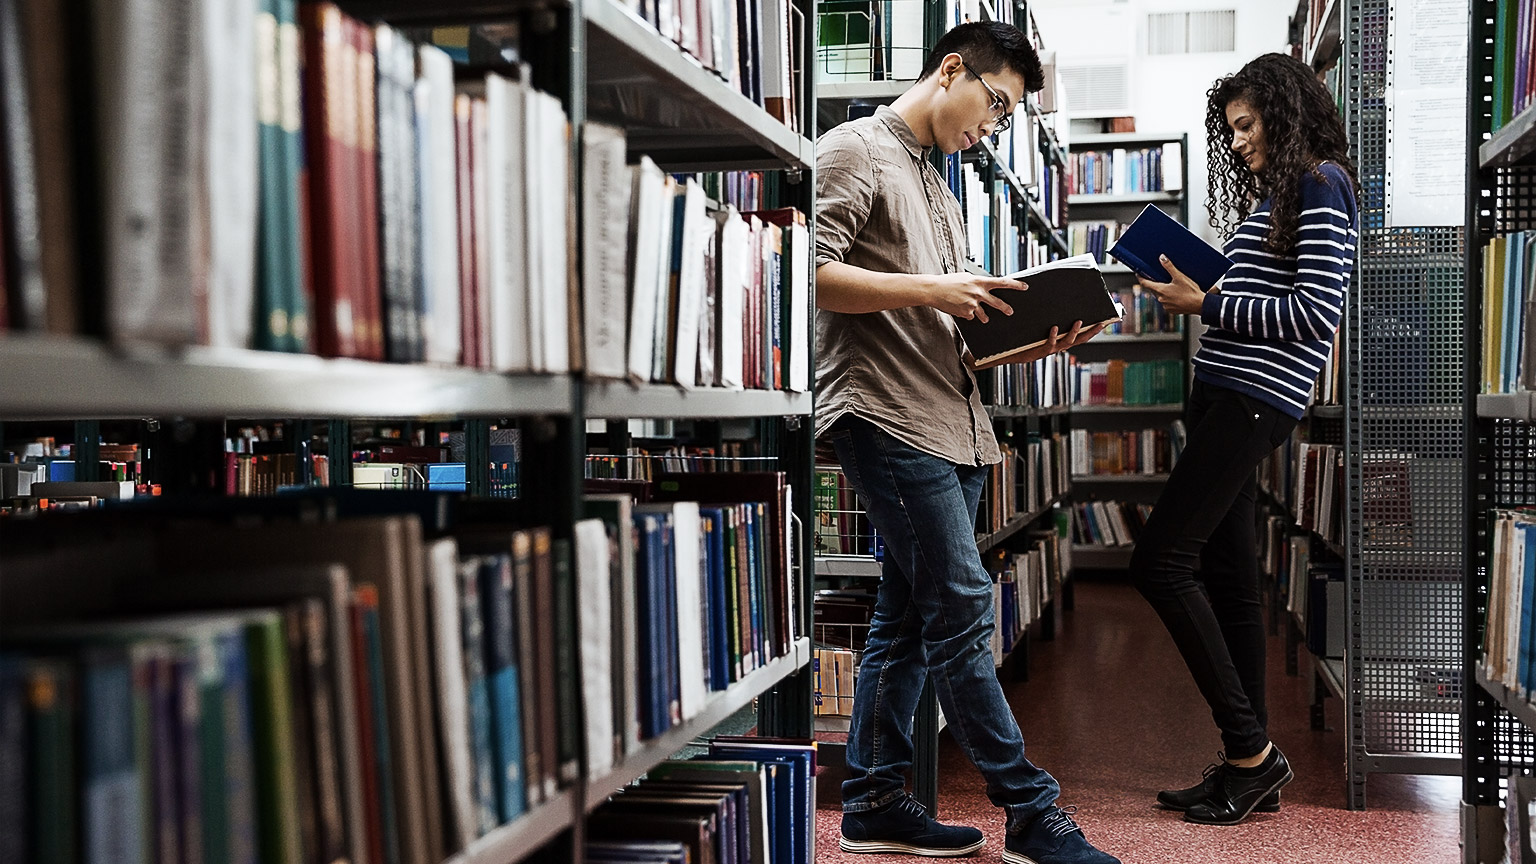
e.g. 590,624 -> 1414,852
1137,255 -> 1212,317
927,273 -> 1024,324
969,319 -> 1109,371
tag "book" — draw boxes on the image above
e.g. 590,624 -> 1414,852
1108,204 -> 1233,291
953,255 -> 1123,367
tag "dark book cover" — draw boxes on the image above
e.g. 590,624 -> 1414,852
953,257 -> 1123,366
477,554 -> 526,823
1108,204 -> 1233,291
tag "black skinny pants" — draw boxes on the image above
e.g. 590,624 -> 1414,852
1130,378 -> 1300,760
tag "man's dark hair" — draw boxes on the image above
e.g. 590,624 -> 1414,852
919,22 -> 1045,93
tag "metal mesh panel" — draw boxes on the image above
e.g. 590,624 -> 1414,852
1346,0 -> 1465,776
1492,166 -> 1536,233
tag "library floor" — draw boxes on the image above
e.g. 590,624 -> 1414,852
810,580 -> 1461,864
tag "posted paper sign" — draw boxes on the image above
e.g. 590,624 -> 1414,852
1385,0 -> 1467,227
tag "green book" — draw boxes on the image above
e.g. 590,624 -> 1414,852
25,658 -> 77,864
243,611 -> 304,864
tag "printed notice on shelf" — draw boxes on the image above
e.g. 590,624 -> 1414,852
1385,0 -> 1467,227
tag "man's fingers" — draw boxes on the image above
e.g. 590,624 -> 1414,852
974,306 -> 990,324
982,292 -> 1014,316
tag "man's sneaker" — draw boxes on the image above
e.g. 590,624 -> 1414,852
1002,806 -> 1120,864
840,795 -> 985,857
1183,746 -> 1293,826
1156,753 -> 1280,813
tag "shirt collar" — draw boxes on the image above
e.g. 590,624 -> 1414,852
875,105 -> 929,160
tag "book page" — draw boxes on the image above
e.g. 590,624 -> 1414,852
1385,0 -> 1466,227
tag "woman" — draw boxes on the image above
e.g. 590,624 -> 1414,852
1131,52 -> 1360,826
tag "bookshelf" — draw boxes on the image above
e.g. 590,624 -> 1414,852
0,0 -> 819,861
1464,0 -> 1536,845
1063,131 -> 1191,569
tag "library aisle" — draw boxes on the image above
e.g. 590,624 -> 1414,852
812,581 -> 1460,864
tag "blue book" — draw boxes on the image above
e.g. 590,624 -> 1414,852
706,743 -> 814,864
426,462 -> 467,491
700,507 -> 731,691
633,514 -> 667,739
1109,204 -> 1234,291
82,646 -> 145,864
458,560 -> 500,835
477,555 -> 526,823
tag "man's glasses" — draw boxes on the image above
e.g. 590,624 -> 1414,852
962,61 -> 1012,133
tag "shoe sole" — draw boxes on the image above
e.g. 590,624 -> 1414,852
1182,768 -> 1294,826
840,837 -> 985,857
1156,797 -> 1281,814
1001,852 -> 1039,864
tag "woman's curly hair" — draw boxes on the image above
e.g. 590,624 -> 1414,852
1205,53 -> 1359,255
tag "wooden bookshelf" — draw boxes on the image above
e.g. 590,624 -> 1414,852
583,637 -> 812,811
0,336 -> 576,420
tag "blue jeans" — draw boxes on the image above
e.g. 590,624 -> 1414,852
826,415 -> 1059,826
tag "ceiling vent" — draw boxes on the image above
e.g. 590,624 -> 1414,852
1147,10 -> 1237,55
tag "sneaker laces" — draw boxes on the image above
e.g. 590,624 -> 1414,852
894,796 -> 929,821
1040,806 -> 1083,839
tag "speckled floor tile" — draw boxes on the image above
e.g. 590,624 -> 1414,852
813,580 -> 1460,864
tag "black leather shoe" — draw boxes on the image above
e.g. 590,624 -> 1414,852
1156,754 -> 1280,813
1183,747 -> 1292,826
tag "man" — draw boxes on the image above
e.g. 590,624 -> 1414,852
816,21 -> 1118,864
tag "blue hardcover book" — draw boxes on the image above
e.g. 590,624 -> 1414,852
82,646 -> 145,864
701,507 -> 731,691
359,592 -> 401,864
477,554 -> 527,822
459,560 -> 500,835
1109,204 -> 1234,291
659,517 -> 681,727
742,504 -> 763,669
633,514 -> 666,739
706,745 -> 810,864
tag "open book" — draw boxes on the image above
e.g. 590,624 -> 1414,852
1108,204 -> 1233,291
954,255 -> 1123,366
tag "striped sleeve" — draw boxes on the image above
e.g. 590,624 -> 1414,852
1201,167 -> 1356,342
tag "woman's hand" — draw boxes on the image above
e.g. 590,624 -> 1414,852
1137,255 -> 1214,317
927,273 -> 1023,324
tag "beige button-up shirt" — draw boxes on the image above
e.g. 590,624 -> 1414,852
814,105 -> 1000,466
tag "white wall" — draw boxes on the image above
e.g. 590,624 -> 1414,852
1031,0 -> 1296,243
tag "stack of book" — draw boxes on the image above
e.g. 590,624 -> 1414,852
1070,144 -> 1183,195
1491,0 -> 1536,132
1483,510 -> 1536,696
1292,442 -> 1346,546
1069,423 -> 1186,476
1480,233 -> 1535,394
584,125 -> 813,390
1070,359 -> 1185,406
991,529 -> 1065,664
590,741 -> 817,864
1070,500 -> 1152,547
989,352 -> 1072,409
1103,287 -> 1184,336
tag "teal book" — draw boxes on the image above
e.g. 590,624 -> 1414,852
476,554 -> 526,823
358,588 -> 401,864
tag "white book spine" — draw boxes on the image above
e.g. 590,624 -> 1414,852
670,502 -> 707,719
419,46 -> 462,365
787,221 -> 811,392
427,540 -> 477,850
581,123 -> 632,379
203,0 -> 257,349
719,208 -> 748,390
672,180 -> 708,387
539,93 -> 570,373
627,158 -> 666,382
486,74 -> 531,372
574,519 -> 616,777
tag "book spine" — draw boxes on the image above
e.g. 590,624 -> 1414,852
551,538 -> 582,784
477,555 -> 527,823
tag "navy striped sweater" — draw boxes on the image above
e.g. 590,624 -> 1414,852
1193,161 -> 1359,419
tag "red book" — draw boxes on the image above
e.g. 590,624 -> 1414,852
301,3 -> 359,358
351,19 -> 385,361
350,585 -> 385,864
454,94 -> 479,368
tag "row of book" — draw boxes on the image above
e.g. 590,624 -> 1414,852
1103,286 -> 1185,336
1483,510 -> 1536,696
1070,499 -> 1152,548
589,743 -> 817,864
0,474 -> 800,864
1292,442 -> 1345,546
1070,221 -> 1127,264
991,530 -> 1066,666
1069,145 -> 1183,196
976,435 -> 1069,536
1069,359 -> 1185,406
1281,534 -> 1344,659
1492,0 -> 1536,131
988,352 -> 1073,409
1068,423 -> 1187,477
1479,233 -> 1535,394
620,0 -> 801,133
584,129 -> 812,390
